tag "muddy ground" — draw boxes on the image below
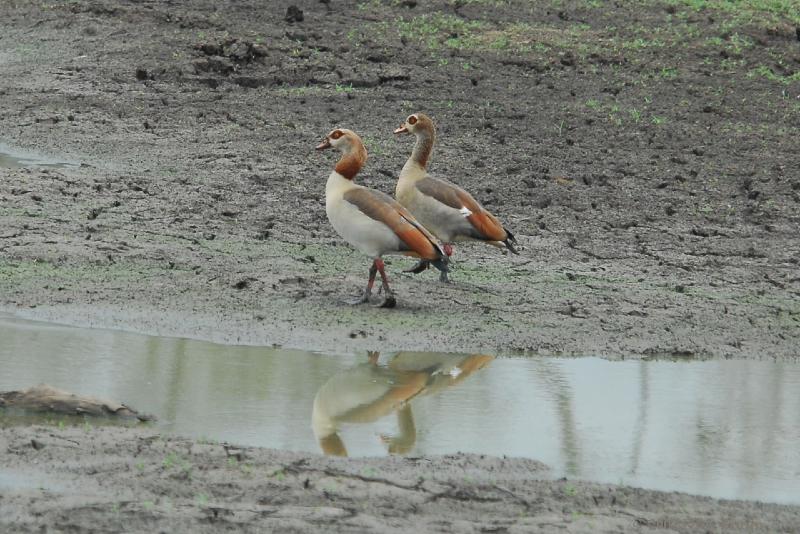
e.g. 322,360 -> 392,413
1,0 -> 799,530
0,0 -> 798,358
4,423 -> 800,533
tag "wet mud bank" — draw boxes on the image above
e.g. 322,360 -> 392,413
3,425 -> 800,533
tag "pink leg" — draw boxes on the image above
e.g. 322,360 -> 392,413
375,258 -> 391,293
374,258 -> 396,308
347,261 -> 377,305
366,261 -> 378,292
443,243 -> 454,257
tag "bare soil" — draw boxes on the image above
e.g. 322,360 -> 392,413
0,0 -> 798,358
3,424 -> 800,533
1,0 -> 800,530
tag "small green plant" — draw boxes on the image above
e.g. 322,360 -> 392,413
659,67 -> 678,79
163,452 -> 178,469
728,32 -> 753,54
395,13 -> 485,51
195,493 -> 209,506
585,99 -> 601,110
490,34 -> 510,49
651,115 -> 667,125
335,83 -> 354,94
629,108 -> 641,122
749,65 -> 800,85
362,467 -> 378,477
362,136 -> 386,156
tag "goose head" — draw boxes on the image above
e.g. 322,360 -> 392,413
316,128 -> 368,179
316,128 -> 362,151
394,113 -> 435,136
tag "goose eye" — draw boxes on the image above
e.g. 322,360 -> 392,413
331,130 -> 343,139
408,116 -> 418,125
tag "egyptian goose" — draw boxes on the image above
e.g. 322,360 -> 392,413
316,128 -> 449,307
394,113 -> 518,281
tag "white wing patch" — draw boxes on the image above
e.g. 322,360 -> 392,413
459,206 -> 473,218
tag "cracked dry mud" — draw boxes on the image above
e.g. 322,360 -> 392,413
1,0 -> 800,531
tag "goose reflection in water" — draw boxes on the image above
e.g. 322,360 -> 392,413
312,351 -> 493,456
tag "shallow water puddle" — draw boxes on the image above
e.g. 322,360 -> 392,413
1,314 -> 799,504
0,142 -> 78,169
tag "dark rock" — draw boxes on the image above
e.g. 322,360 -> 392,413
233,278 -> 253,290
285,6 -> 303,23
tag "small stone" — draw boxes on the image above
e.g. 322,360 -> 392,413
285,5 -> 303,23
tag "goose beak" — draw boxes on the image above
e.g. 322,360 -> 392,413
316,137 -> 332,150
393,123 -> 408,134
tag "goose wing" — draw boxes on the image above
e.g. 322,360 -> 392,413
416,176 -> 508,242
343,188 -> 445,260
